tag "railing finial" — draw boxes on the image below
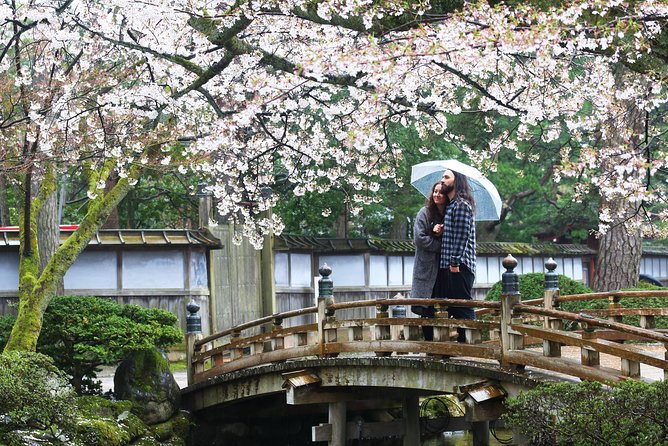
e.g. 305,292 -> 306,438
501,254 -> 519,295
318,263 -> 333,300
544,257 -> 559,290
186,300 -> 202,334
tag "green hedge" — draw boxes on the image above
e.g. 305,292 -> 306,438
485,273 -> 593,303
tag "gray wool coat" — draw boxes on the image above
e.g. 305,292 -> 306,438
410,207 -> 442,304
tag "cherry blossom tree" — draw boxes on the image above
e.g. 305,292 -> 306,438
2,0 -> 668,351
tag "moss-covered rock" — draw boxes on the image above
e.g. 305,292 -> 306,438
114,348 -> 181,425
77,396 -> 153,444
150,411 -> 192,442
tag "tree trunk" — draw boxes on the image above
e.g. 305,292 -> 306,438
0,175 -> 9,226
390,214 -> 409,239
37,184 -> 64,294
593,218 -> 642,291
102,172 -> 120,229
334,204 -> 348,238
592,66 -> 646,292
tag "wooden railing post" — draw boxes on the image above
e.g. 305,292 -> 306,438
230,329 -> 243,360
433,303 -> 450,342
318,264 -> 337,356
543,258 -> 562,358
608,295 -> 623,323
580,319 -> 600,367
185,300 -> 202,386
390,292 -> 406,341
374,300 -> 391,357
500,254 -> 523,368
271,316 -> 284,351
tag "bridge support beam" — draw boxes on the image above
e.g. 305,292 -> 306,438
329,401 -> 346,446
403,396 -> 420,446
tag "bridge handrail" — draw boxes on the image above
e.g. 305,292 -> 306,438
194,305 -> 318,349
329,297 -> 501,311
515,304 -> 668,343
476,290 -> 668,316
556,289 -> 668,303
475,298 -> 542,316
194,298 -> 501,349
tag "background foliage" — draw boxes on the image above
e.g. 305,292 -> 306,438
503,380 -> 668,446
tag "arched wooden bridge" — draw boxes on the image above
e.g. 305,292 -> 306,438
181,256 -> 668,446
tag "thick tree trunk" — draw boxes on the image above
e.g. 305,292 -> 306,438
592,203 -> 642,291
592,66 -> 645,292
390,215 -> 408,239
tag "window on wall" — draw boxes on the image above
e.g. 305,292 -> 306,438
369,255 -> 388,286
65,251 -> 118,290
190,249 -> 208,288
0,252 -> 19,291
319,255 -> 365,287
275,253 -> 415,288
274,252 -> 313,288
366,255 -> 415,287
123,250 -> 184,289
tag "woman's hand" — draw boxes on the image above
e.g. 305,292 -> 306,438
432,224 -> 444,236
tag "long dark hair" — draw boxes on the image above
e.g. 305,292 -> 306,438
425,182 -> 445,223
450,170 -> 476,212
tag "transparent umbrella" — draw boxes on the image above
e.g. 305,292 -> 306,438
410,159 -> 502,221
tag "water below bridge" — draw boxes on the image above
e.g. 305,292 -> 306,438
424,430 -> 513,446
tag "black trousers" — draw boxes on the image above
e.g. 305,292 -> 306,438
426,264 -> 475,342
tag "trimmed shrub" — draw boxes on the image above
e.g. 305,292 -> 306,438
485,273 -> 592,302
503,380 -> 668,445
37,296 -> 183,395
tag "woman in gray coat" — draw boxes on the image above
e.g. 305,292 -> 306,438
410,182 -> 446,340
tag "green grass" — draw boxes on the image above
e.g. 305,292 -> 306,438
169,360 -> 187,373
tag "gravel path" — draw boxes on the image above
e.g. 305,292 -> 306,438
98,366 -> 188,393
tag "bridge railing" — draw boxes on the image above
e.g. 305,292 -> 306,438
185,255 -> 668,385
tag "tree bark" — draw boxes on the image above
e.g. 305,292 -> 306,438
102,172 -> 120,229
592,66 -> 646,292
592,213 -> 642,291
37,182 -> 64,294
390,214 -> 408,239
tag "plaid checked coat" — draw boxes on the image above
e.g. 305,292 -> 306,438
439,196 -> 476,275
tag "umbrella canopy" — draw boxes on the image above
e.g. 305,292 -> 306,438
410,159 -> 502,221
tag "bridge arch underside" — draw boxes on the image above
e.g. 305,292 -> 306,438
182,357 -> 566,445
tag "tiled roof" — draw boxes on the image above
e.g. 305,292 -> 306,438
642,240 -> 668,255
0,228 -> 221,247
275,235 -> 598,256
